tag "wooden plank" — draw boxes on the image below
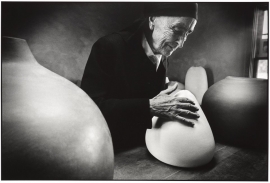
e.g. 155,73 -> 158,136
169,146 -> 267,180
162,143 -> 240,180
113,143 -> 267,180
190,148 -> 268,180
114,146 -> 182,180
114,142 -> 227,180
214,143 -> 241,164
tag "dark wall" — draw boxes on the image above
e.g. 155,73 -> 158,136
167,3 -> 256,86
2,2 -> 143,85
2,2 -> 259,86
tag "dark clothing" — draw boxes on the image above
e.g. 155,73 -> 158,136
81,19 -> 167,150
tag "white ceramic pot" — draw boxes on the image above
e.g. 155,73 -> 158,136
2,37 -> 114,180
146,90 -> 215,168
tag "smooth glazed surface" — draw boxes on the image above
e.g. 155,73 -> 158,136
2,37 -> 114,180
145,90 -> 215,168
185,66 -> 208,105
202,76 -> 268,148
167,80 -> 185,92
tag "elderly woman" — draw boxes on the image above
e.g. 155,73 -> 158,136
81,2 -> 199,150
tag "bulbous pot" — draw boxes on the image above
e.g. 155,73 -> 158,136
202,76 -> 268,148
2,37 -> 114,180
145,90 -> 215,168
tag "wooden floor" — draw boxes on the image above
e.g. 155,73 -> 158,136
114,142 -> 268,180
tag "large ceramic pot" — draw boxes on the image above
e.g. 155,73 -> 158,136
202,76 -> 268,148
2,37 -> 114,180
145,90 -> 215,168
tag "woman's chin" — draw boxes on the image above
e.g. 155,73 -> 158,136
162,46 -> 175,57
162,49 -> 174,57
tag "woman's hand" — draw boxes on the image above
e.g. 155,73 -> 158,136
149,83 -> 199,126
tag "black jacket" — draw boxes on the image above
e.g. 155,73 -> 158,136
81,19 -> 167,150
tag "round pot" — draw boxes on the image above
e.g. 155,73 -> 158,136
202,76 -> 268,148
2,37 -> 114,180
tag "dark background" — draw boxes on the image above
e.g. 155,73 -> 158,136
2,2 -> 262,86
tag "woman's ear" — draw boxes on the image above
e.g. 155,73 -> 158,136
149,16 -> 156,30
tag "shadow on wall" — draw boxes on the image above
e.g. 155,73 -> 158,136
2,2 -> 143,86
205,68 -> 214,87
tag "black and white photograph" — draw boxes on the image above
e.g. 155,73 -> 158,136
1,1 -> 269,180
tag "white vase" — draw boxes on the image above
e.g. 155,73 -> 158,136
185,66 -> 208,105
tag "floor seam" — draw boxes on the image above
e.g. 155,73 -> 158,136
164,170 -> 181,179
215,146 -> 227,152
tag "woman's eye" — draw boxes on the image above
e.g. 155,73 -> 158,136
173,27 -> 181,32
173,28 -> 183,34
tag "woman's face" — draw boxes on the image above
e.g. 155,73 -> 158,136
150,16 -> 197,57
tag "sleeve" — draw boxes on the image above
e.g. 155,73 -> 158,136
81,36 -> 152,149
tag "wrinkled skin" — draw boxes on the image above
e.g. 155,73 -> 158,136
150,83 -> 199,126
148,16 -> 197,57
148,16 -> 198,126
